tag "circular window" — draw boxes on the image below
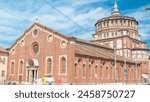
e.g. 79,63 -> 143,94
61,41 -> 67,48
47,34 -> 53,42
33,29 -> 38,36
12,49 -> 15,55
20,40 -> 25,46
33,43 -> 39,54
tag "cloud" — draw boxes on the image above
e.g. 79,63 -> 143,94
125,5 -> 150,48
0,0 -> 149,50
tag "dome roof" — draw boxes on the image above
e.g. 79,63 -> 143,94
95,2 -> 138,25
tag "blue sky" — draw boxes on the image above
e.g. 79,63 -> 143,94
0,0 -> 150,49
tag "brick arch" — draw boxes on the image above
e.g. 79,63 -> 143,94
99,62 -> 103,79
74,63 -> 78,77
78,58 -> 83,63
88,64 -> 92,78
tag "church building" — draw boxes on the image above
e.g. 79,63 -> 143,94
0,2 -> 149,85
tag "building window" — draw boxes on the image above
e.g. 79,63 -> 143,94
128,21 -> 130,27
47,58 -> 52,74
19,61 -> 23,74
112,32 -> 114,37
60,41 -> 67,48
115,32 -> 117,37
95,65 -> 98,78
11,61 -> 15,75
100,66 -> 102,78
106,67 -> 109,78
111,20 -> 113,25
20,40 -> 25,46
33,43 -> 39,54
1,71 -> 5,77
89,65 -> 92,78
60,57 -> 67,74
115,20 -> 118,25
2,58 -> 6,64
107,33 -> 109,38
82,64 -> 86,78
74,63 -> 77,77
33,29 -> 38,36
12,49 -> 15,55
47,34 -> 53,42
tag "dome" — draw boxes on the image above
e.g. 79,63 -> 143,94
96,2 -> 138,25
95,2 -> 138,33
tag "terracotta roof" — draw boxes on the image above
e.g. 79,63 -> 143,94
0,46 -> 8,52
75,44 -> 135,63
75,38 -> 113,50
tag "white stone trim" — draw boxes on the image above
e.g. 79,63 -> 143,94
47,33 -> 54,42
60,40 -> 67,49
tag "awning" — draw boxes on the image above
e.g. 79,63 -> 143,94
26,58 -> 39,68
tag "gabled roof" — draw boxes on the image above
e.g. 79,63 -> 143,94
8,22 -> 114,52
75,38 -> 113,51
0,46 -> 8,53
8,22 -> 70,50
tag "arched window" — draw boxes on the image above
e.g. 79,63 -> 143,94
19,61 -> 23,74
106,67 -> 109,78
95,65 -> 98,78
47,58 -> 52,74
60,57 -> 66,74
138,69 -> 140,80
128,69 -> 130,81
11,62 -> 15,74
74,63 -> 77,77
89,65 -> 92,77
82,64 -> 86,77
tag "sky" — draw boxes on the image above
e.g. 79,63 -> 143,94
0,0 -> 150,49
